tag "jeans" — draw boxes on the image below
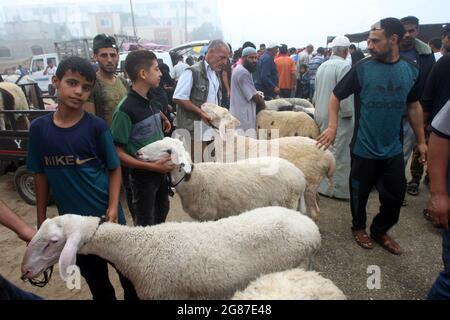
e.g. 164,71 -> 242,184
76,254 -> 138,300
428,229 -> 450,300
130,169 -> 170,227
0,274 -> 43,300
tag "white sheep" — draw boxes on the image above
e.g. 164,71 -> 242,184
137,137 -> 307,221
201,103 -> 336,220
256,110 -> 320,139
232,268 -> 346,300
264,98 -> 314,111
0,82 -> 30,130
21,207 -> 321,300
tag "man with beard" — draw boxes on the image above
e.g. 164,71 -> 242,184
83,34 -> 128,127
398,16 -> 435,198
317,18 -> 427,255
230,47 -> 265,138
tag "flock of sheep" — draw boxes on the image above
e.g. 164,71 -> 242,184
20,99 -> 347,300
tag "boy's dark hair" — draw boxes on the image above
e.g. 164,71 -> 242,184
317,47 -> 325,55
442,25 -> 450,37
400,16 -> 419,27
349,44 -> 357,50
55,56 -> 96,82
429,37 -> 442,49
125,50 -> 157,83
372,17 -> 406,44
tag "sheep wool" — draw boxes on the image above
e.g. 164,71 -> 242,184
22,207 -> 321,300
257,110 -> 320,139
232,268 -> 346,300
0,82 -> 30,130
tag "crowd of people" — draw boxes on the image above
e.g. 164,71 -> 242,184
0,15 -> 450,300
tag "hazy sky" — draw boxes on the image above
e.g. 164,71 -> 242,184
218,0 -> 448,49
1,0 -> 448,49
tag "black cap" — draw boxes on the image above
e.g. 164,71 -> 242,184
93,34 -> 117,51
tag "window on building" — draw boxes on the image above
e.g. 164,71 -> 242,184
0,46 -> 11,58
100,18 -> 112,28
31,45 -> 44,55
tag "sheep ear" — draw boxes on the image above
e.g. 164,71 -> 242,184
58,232 -> 81,281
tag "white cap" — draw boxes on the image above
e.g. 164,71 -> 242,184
330,36 -> 351,48
267,42 -> 282,49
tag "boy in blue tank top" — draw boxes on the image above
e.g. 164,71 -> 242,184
26,57 -> 138,300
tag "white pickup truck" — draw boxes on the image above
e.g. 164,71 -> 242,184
29,53 -> 59,92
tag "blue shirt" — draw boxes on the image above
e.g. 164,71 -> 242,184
334,57 -> 420,159
254,51 -> 279,98
26,112 -> 125,224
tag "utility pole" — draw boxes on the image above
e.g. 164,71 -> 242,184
130,0 -> 137,38
184,0 -> 188,42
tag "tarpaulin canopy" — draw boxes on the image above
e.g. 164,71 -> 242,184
344,23 -> 449,44
122,42 -> 171,51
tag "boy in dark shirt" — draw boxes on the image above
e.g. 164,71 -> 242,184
26,56 -> 137,300
111,50 -> 173,227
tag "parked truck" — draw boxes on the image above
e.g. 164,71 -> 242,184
29,38 -> 93,92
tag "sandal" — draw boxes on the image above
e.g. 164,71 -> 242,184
371,233 -> 402,255
352,229 -> 373,250
407,181 -> 419,196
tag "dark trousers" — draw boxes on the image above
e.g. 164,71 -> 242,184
130,169 -> 170,227
279,89 -> 292,98
410,146 -> 426,183
428,228 -> 450,300
349,153 -> 406,236
0,274 -> 43,300
76,254 -> 138,300
121,166 -> 134,217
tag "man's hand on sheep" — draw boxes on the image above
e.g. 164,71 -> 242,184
105,207 -> 118,224
316,127 -> 337,150
147,155 -> 176,174
200,110 -> 213,126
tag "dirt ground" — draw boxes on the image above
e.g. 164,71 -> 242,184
0,169 -> 443,300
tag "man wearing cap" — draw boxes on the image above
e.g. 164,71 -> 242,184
173,39 -> 230,162
314,36 -> 354,200
254,43 -> 280,100
83,34 -> 128,127
230,47 -> 265,138
275,44 -> 297,98
317,18 -> 427,255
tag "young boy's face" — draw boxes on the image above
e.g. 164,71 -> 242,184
52,70 -> 94,110
143,59 -> 162,88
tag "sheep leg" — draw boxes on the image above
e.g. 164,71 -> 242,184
305,184 -> 319,221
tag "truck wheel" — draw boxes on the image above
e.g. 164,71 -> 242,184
14,166 -> 36,205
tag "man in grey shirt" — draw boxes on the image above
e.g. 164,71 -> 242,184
230,47 -> 265,138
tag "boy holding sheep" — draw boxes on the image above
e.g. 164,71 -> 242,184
111,50 -> 173,227
26,57 -> 138,300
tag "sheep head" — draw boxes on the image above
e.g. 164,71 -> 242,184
136,137 -> 192,175
201,103 -> 240,139
21,214 -> 99,282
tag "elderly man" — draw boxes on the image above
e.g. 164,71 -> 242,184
314,36 -> 354,200
254,43 -> 280,100
173,40 -> 230,162
230,47 -> 265,138
317,18 -> 427,255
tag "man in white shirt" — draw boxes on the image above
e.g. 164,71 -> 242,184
171,55 -> 189,82
43,60 -> 57,96
173,40 -> 230,162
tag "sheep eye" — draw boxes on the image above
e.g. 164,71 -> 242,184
166,149 -> 172,155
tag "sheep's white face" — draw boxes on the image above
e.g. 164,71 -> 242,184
201,103 -> 240,134
137,138 -> 192,174
21,216 -> 67,279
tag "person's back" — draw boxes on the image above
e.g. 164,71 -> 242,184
275,51 -> 296,98
254,49 -> 279,99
